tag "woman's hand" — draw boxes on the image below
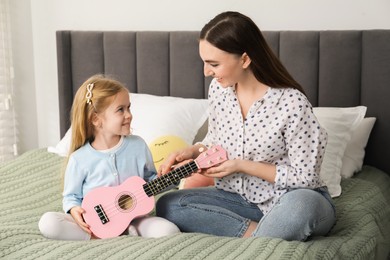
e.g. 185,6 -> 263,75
158,144 -> 206,176
201,159 -> 240,178
202,159 -> 277,183
70,206 -> 92,235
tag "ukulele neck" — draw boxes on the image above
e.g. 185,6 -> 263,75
143,161 -> 198,197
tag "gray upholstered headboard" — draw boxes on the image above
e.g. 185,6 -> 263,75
56,30 -> 390,174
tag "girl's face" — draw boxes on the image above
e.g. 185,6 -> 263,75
199,40 -> 248,88
96,89 -> 132,138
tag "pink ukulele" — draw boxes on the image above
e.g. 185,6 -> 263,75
82,145 -> 227,238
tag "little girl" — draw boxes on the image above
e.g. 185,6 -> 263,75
39,74 -> 180,240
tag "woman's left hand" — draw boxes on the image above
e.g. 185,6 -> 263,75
202,159 -> 277,184
201,159 -> 239,178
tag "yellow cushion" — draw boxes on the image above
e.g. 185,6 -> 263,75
149,135 -> 189,170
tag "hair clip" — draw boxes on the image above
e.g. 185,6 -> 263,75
86,83 -> 94,104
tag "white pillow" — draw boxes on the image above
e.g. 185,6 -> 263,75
130,93 -> 208,145
47,127 -> 71,157
48,94 -> 208,156
340,117 -> 376,179
313,106 -> 366,197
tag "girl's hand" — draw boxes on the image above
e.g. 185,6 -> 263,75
202,159 -> 239,178
70,206 -> 92,235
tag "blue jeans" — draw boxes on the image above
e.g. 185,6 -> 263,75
156,187 -> 336,241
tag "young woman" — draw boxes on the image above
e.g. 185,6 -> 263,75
39,75 -> 179,240
156,11 -> 336,241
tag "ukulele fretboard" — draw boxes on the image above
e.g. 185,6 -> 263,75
143,161 -> 198,196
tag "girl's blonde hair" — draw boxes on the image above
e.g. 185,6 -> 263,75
68,74 -> 128,156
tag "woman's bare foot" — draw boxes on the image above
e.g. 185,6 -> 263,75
242,221 -> 258,238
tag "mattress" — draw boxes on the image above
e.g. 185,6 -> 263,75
1,148 -> 389,259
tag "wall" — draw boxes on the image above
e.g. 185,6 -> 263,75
10,0 -> 390,152
9,0 -> 37,153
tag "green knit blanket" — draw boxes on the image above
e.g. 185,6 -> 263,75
1,149 -> 389,259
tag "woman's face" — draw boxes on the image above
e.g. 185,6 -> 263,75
199,40 -> 247,88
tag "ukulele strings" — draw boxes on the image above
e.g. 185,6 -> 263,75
103,149 -> 223,217
111,147 -> 221,212
95,161 -> 198,220
99,162 -> 197,219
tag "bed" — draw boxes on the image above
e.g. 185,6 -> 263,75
1,30 -> 389,259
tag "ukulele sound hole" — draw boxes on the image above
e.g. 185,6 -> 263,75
117,193 -> 135,211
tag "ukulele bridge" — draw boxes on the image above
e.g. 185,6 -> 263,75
94,204 -> 109,224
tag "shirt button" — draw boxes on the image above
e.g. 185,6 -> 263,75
113,172 -> 118,176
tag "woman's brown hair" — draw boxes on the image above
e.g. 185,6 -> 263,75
200,11 -> 305,95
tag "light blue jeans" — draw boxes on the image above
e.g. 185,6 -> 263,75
156,187 -> 336,241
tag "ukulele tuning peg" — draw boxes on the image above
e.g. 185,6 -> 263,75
208,160 -> 213,165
